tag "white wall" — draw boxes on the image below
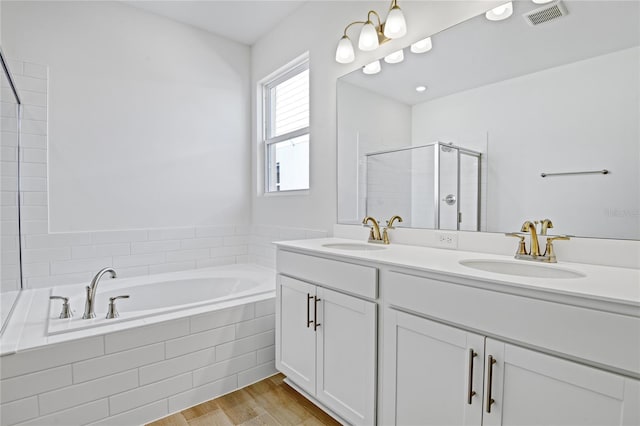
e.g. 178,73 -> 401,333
251,1 -> 504,233
2,1 -> 251,232
412,47 -> 640,239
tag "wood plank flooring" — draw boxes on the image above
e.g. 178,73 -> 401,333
147,374 -> 342,426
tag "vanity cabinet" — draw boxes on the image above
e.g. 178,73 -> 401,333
276,250 -> 377,426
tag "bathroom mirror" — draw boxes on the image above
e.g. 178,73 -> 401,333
337,0 -> 639,240
0,48 -> 23,333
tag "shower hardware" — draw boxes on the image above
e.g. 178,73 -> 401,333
106,295 -> 129,319
443,194 -> 457,206
49,296 -> 72,319
540,169 -> 608,178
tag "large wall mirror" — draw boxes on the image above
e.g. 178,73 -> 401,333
337,0 -> 639,240
0,48 -> 23,333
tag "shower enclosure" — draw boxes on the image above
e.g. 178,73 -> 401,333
366,142 -> 481,231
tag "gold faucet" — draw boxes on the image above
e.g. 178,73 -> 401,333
381,215 -> 403,244
540,219 -> 553,236
544,236 -> 570,263
521,221 -> 541,257
362,216 -> 383,243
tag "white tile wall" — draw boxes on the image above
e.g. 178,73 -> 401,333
0,300 -> 278,426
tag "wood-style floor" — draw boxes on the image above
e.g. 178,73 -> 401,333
147,374 -> 342,426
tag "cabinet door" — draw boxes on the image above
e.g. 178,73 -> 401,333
483,339 -> 640,426
382,309 -> 485,426
276,275 -> 316,395
316,287 -> 377,426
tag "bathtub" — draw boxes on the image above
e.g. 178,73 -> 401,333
46,263 -> 275,335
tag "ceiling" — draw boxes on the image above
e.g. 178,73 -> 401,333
123,1 -> 307,45
340,0 -> 640,105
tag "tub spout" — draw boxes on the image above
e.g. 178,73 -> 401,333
82,267 -> 117,319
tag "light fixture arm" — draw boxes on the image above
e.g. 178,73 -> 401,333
342,20 -> 367,37
367,10 -> 384,29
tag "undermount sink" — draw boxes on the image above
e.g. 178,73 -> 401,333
459,259 -> 585,279
322,243 -> 387,251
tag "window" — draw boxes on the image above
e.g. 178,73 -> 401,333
263,60 -> 309,193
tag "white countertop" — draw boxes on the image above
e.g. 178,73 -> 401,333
274,238 -> 640,312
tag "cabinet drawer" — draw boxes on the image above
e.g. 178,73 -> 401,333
277,250 -> 377,299
386,270 -> 640,376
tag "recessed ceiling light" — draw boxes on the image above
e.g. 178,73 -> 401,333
411,37 -> 433,54
384,50 -> 404,64
416,85 -> 427,92
362,60 -> 381,75
485,2 -> 513,21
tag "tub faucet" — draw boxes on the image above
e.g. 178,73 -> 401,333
82,267 -> 117,319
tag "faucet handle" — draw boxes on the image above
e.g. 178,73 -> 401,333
544,236 -> 570,262
386,215 -> 404,229
505,233 -> 528,256
50,296 -> 73,319
106,295 -> 129,319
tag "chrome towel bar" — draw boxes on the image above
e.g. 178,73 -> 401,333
541,169 -> 608,178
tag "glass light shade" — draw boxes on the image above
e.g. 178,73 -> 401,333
411,37 -> 433,54
383,6 -> 407,39
384,49 -> 404,64
335,36 -> 355,64
485,2 -> 513,21
362,60 -> 381,75
532,0 -> 554,3
358,21 -> 379,51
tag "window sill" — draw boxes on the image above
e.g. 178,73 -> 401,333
262,189 -> 310,197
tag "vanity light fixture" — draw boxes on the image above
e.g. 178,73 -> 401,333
532,0 -> 554,3
410,37 -> 433,54
384,49 -> 404,64
362,60 -> 382,75
335,0 -> 407,64
485,2 -> 514,21
415,85 -> 427,92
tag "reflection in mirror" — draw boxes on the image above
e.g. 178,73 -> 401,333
337,0 -> 639,239
0,48 -> 23,333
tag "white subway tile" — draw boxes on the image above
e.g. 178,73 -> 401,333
26,233 -> 92,249
20,206 -> 47,221
165,325 -> 235,359
89,400 -> 168,426
192,352 -> 255,388
237,361 -> 277,388
19,177 -> 47,192
109,373 -> 191,415
1,146 -> 17,162
255,299 -> 275,318
20,133 -> 46,148
195,226 -> 235,238
92,230 -> 147,244
1,132 -> 18,147
21,192 -> 47,206
0,396 -> 39,425
50,257 -> 112,275
223,235 -> 250,246
6,59 -> 23,76
215,330 -> 275,362
180,237 -> 222,250
21,262 -> 49,278
26,271 -> 93,289
148,228 -> 195,241
190,304 -> 254,333
112,253 -> 164,269
148,261 -> 195,275
234,225 -> 252,235
22,247 -> 69,264
196,257 -> 235,268
279,228 -> 308,240
0,365 -> 71,404
235,314 -> 275,339
71,243 -> 130,259
20,221 -> 48,236
1,162 -> 18,176
114,265 -> 149,278
165,248 -> 209,262
1,249 -> 18,265
1,117 -> 17,133
18,91 -> 46,107
14,76 -> 47,93
257,345 -> 276,364
21,149 -> 47,164
105,318 -> 189,354
139,347 -> 215,385
0,337 -> 104,379
1,236 -> 18,250
18,399 -> 109,426
210,245 -> 247,258
73,343 -> 165,383
20,105 -> 47,122
20,163 -> 47,178
306,230 -> 329,239
168,375 -> 237,414
23,63 -> 47,80
131,240 -> 180,254
39,370 -> 138,415
235,255 -> 250,264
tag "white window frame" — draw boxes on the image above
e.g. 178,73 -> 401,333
262,57 -> 310,194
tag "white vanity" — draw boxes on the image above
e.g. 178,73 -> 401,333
274,238 -> 640,426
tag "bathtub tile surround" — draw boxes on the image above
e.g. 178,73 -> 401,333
0,299 -> 277,426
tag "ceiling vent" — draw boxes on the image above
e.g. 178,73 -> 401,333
523,1 -> 568,26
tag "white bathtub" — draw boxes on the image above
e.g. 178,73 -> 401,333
47,264 -> 275,335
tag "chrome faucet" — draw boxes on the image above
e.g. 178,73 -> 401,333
83,267 -> 117,319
